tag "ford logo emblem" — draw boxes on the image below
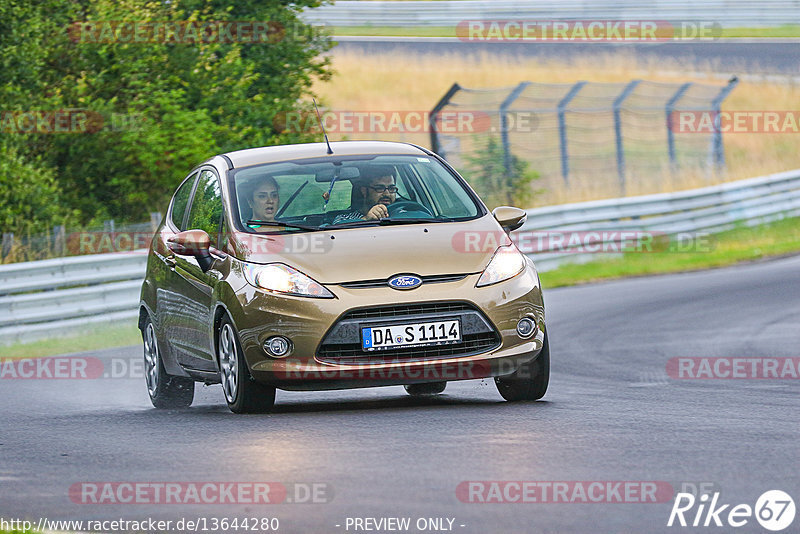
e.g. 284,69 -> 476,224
388,275 -> 422,290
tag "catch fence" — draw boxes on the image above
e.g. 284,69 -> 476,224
430,78 -> 738,204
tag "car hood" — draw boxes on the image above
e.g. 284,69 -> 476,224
228,214 -> 513,284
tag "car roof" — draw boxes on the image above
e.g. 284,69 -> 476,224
222,141 -> 430,169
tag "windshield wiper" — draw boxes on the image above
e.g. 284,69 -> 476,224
324,220 -> 382,229
246,220 -> 319,231
377,216 -> 453,225
325,216 -> 453,229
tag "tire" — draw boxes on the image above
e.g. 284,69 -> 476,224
495,332 -> 550,402
142,318 -> 194,409
404,382 -> 447,396
217,315 -> 276,414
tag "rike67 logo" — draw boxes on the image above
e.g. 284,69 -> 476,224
668,490 -> 795,531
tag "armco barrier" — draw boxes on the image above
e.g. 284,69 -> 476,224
301,0 -> 800,27
1,168 -> 799,345
525,168 -> 800,270
0,252 -> 146,345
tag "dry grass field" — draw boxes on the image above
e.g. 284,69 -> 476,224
314,50 -> 800,206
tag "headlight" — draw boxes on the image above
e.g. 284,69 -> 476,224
243,263 -> 335,298
476,245 -> 525,287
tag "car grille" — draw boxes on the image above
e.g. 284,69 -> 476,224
316,301 -> 501,365
339,274 -> 468,289
343,301 -> 475,320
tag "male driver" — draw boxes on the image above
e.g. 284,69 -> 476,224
332,165 -> 397,224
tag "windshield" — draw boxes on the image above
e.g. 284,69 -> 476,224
228,154 -> 483,233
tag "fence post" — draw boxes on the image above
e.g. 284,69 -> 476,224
150,212 -> 163,232
665,82 -> 693,173
104,219 -> 115,233
612,80 -> 641,196
557,81 -> 586,185
710,76 -> 739,172
428,82 -> 462,158
499,82 -> 531,177
1,233 -> 13,261
53,225 -> 66,257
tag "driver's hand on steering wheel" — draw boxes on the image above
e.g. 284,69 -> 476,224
365,203 -> 390,220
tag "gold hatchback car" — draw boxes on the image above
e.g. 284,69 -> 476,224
139,141 -> 548,413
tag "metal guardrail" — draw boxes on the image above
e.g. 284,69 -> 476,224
526,168 -> 800,270
302,1 -> 800,27
1,168 -> 799,345
0,252 -> 146,345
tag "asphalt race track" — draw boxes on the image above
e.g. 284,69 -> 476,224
333,37 -> 800,76
1,255 -> 799,533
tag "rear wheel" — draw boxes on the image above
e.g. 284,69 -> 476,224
495,332 -> 550,401
404,382 -> 447,396
218,315 -> 276,414
142,318 -> 194,408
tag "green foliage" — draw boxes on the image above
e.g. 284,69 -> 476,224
0,142 -> 79,234
463,136 -> 541,208
0,0 -> 331,230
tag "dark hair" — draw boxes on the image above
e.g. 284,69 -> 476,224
359,165 -> 395,184
241,176 -> 280,220
250,175 -> 279,198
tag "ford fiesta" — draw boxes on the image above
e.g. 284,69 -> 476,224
139,141 -> 548,413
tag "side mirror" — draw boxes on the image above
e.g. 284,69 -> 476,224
492,206 -> 527,233
167,230 -> 216,272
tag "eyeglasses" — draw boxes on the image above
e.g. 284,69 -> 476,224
367,185 -> 398,194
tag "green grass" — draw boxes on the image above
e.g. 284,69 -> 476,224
1,322 -> 141,360
328,25 -> 800,39
539,216 -> 800,288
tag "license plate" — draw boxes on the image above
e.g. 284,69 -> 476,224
361,319 -> 461,351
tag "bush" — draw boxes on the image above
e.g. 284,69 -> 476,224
463,136 -> 541,208
0,0 -> 331,226
0,142 -> 78,235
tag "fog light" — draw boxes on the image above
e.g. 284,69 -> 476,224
264,336 -> 291,358
516,317 -> 536,339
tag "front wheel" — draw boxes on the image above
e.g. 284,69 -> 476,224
217,315 -> 276,414
495,332 -> 550,401
142,318 -> 194,409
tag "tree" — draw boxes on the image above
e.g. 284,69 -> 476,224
0,0 -> 332,228
463,136 -> 541,208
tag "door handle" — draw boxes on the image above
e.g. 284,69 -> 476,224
164,255 -> 177,268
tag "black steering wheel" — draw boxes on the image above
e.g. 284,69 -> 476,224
387,200 -> 433,218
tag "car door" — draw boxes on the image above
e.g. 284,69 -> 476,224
166,168 -> 225,371
153,171 -> 198,372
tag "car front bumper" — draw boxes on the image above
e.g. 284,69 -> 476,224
232,268 -> 545,391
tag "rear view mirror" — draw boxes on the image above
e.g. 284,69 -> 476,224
167,230 -> 219,272
315,166 -> 361,182
492,206 -> 527,233
167,229 -> 210,256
